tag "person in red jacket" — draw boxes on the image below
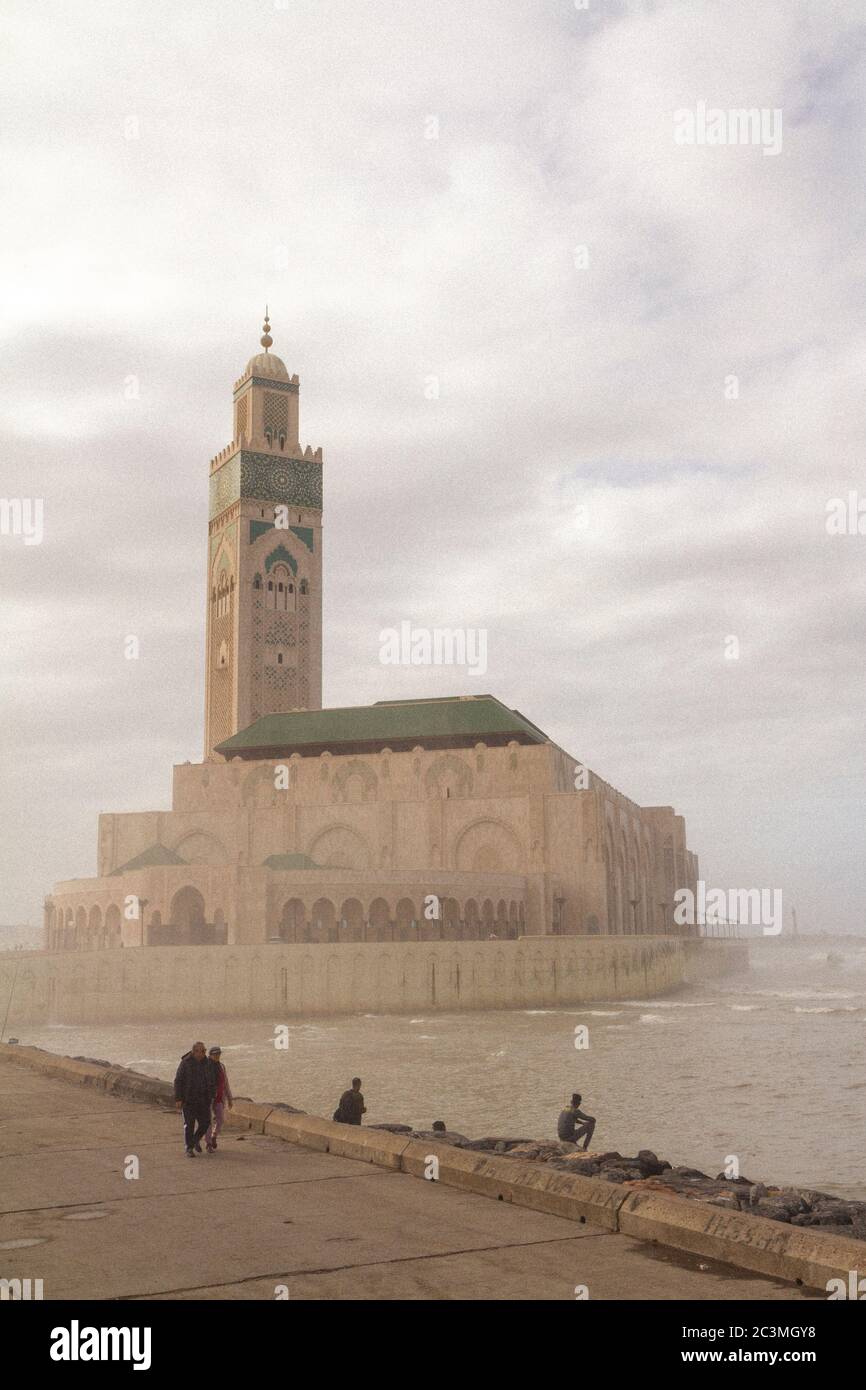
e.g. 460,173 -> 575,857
205,1045 -> 233,1152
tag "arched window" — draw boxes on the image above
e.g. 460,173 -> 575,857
268,563 -> 292,611
253,574 -> 262,591
300,578 -> 309,596
278,433 -> 286,451
216,569 -> 231,618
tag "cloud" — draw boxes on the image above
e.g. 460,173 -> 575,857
1,0 -> 865,932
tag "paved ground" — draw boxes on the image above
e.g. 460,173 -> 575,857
0,1058 -> 813,1301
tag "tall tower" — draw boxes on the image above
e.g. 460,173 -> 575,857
205,313 -> 323,755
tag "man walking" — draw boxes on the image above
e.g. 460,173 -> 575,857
174,1041 -> 217,1157
333,1076 -> 366,1125
205,1045 -> 233,1152
557,1092 -> 596,1151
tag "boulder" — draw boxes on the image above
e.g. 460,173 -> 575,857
637,1149 -> 670,1178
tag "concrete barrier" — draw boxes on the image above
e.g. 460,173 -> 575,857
328,1125 -> 411,1169
0,1045 -> 113,1089
227,1099 -> 274,1133
402,1143 -> 629,1229
619,1188 -> 866,1290
262,1111 -> 336,1151
503,1162 -> 629,1229
102,1069 -> 174,1104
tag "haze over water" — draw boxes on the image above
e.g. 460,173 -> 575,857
22,940 -> 866,1199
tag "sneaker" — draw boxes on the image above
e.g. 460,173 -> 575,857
211,1138 -> 218,1151
205,1141 -> 214,1152
185,1148 -> 195,1158
194,1142 -> 203,1153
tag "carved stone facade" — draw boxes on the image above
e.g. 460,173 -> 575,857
204,331 -> 323,755
46,721 -> 699,949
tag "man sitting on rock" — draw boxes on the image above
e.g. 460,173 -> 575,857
557,1093 -> 596,1151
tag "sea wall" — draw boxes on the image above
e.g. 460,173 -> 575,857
0,936 -> 747,1027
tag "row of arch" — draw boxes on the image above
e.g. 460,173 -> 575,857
252,567 -> 309,610
274,895 -> 525,942
46,891 -> 528,948
46,903 -> 123,952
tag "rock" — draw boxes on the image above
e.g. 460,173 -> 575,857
601,1168 -> 630,1183
637,1149 -> 670,1178
754,1199 -> 796,1223
368,1123 -> 413,1134
411,1129 -> 468,1145
455,1136 -> 535,1151
798,1203 -> 853,1226
674,1166 -> 711,1180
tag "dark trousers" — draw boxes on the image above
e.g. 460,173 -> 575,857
183,1104 -> 211,1150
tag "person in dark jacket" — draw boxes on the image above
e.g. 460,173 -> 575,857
174,1041 -> 217,1156
333,1077 -> 366,1125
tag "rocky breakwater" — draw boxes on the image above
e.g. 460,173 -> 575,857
371,1125 -> 866,1242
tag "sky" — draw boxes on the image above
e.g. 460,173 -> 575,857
1,0 -> 864,931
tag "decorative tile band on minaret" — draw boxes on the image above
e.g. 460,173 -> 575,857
204,314 -> 324,756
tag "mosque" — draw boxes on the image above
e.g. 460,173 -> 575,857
44,319 -> 699,951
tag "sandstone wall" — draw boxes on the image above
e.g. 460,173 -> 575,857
0,938 -> 746,1027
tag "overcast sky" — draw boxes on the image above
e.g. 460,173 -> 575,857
1,0 -> 864,931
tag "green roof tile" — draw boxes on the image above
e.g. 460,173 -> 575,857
110,843 -> 187,875
216,695 -> 549,759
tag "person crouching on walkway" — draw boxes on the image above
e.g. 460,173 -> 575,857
174,1041 -> 217,1157
205,1045 -> 233,1152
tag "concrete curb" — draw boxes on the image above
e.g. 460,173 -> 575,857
2,1043 -> 861,1293
618,1189 -> 864,1291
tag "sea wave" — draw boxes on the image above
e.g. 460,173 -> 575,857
793,1006 -> 862,1015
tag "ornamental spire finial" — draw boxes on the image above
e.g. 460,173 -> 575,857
260,306 -> 272,351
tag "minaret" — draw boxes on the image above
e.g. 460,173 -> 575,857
204,313 -> 323,756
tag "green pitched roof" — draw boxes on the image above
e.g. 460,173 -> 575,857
110,843 -> 187,875
216,695 -> 549,759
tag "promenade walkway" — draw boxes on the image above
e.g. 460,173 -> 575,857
0,1057 -> 808,1301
